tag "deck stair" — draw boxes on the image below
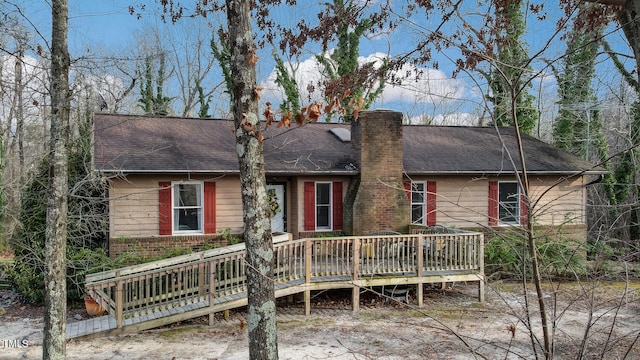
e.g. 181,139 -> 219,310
70,231 -> 484,339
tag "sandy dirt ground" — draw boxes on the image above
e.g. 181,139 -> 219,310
1,282 -> 639,360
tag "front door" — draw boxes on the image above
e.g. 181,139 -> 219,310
266,184 -> 286,232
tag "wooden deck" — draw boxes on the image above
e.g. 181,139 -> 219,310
71,232 -> 484,339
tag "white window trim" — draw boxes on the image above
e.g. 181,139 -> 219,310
498,181 -> 520,226
411,181 -> 426,225
315,182 -> 333,231
172,181 -> 204,234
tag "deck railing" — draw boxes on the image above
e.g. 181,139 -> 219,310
85,232 -> 483,329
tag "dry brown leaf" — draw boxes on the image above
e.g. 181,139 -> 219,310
352,108 -> 360,120
342,88 -> 351,100
324,101 -> 334,115
263,107 -> 275,127
246,51 -> 258,65
308,103 -> 321,122
295,113 -> 305,126
254,86 -> 264,100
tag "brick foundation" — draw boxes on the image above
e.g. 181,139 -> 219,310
109,234 -> 236,258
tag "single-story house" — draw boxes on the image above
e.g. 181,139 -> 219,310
93,110 -> 606,257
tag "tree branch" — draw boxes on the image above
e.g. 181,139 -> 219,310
585,0 -> 625,6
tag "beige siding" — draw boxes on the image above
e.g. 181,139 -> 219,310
214,177 -> 244,233
109,175 -> 243,238
409,175 -> 587,228
109,177 -> 161,237
110,173 -> 587,239
431,176 -> 489,228
529,176 -> 585,225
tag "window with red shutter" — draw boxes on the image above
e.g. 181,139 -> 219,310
159,182 -> 172,235
426,181 -> 437,226
490,181 -> 523,226
410,182 -> 426,225
204,182 -> 216,234
404,181 -> 411,202
304,182 -> 315,231
332,181 -> 343,231
159,181 -> 215,235
304,181 -> 343,231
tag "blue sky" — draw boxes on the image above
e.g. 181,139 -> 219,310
18,1 -> 632,128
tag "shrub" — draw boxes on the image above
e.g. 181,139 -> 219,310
9,115 -> 109,303
484,232 -> 586,279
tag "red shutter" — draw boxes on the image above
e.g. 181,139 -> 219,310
204,182 -> 216,234
520,186 -> 528,226
159,182 -> 172,235
426,181 -> 437,226
488,181 -> 498,226
332,181 -> 343,230
404,181 -> 411,202
304,182 -> 315,231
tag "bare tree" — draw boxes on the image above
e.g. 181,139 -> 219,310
43,0 -> 70,358
225,1 -> 278,358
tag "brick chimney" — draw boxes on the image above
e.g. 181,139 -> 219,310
350,110 -> 409,235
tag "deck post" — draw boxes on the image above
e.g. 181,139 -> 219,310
208,260 -> 216,326
115,278 -> 123,329
304,238 -> 312,316
478,234 -> 485,302
198,254 -> 206,298
417,234 -> 424,307
352,237 -> 360,312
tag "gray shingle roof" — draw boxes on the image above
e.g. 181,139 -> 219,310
93,113 -> 604,176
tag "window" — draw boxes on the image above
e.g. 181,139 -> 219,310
498,182 -> 519,224
316,182 -> 332,229
159,181 -> 216,235
411,182 -> 426,225
304,181 -> 343,231
405,181 -> 437,226
489,181 -> 523,226
173,182 -> 203,232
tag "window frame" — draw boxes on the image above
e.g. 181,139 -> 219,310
498,181 -> 520,225
315,182 -> 333,230
411,181 -> 426,225
172,181 -> 204,234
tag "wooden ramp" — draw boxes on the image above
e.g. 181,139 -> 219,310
72,232 -> 485,339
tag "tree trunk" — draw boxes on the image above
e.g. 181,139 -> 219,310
43,1 -> 70,359
618,1 -> 640,83
225,1 -> 278,359
617,1 -> 640,242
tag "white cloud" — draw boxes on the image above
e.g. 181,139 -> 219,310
0,54 -> 48,120
407,112 -> 479,126
260,51 -> 467,107
379,62 -> 466,105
